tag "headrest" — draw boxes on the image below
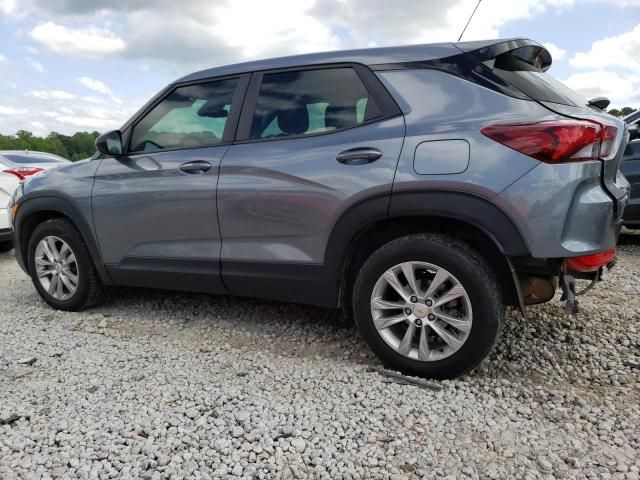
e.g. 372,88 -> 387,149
325,104 -> 357,130
197,101 -> 228,118
278,102 -> 309,135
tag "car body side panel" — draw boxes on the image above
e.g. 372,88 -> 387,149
378,68 -> 624,258
14,160 -> 107,279
377,69 -> 541,253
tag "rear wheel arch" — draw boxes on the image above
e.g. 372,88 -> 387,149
326,192 -> 528,311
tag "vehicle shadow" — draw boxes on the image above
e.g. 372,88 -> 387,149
3,244 -> 634,387
99,285 -> 373,363
619,229 -> 640,245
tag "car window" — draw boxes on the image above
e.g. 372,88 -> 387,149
250,68 -> 381,140
130,77 -> 239,153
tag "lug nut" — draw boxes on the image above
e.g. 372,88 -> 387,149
410,296 -> 418,303
426,299 -> 433,306
428,313 -> 435,320
404,308 -> 412,315
415,319 -> 422,326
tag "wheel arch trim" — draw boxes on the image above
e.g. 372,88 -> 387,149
14,195 -> 112,284
325,190 -> 530,308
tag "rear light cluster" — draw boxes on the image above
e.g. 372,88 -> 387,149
3,167 -> 44,180
481,120 -> 618,164
564,248 -> 616,273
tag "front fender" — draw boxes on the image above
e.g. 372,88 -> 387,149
14,195 -> 112,284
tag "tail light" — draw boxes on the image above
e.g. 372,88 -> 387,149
481,120 -> 618,164
3,167 -> 44,180
564,248 -> 616,273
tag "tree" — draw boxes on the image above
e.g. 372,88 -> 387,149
0,130 -> 99,161
608,107 -> 637,118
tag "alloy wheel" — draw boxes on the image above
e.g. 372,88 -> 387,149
34,236 -> 79,301
370,261 -> 472,362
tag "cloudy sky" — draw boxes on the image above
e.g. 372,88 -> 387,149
0,0 -> 639,136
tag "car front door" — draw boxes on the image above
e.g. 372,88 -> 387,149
217,65 -> 405,306
92,75 -> 248,293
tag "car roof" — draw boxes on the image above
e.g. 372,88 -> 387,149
0,150 -> 69,164
177,38 -> 529,83
623,110 -> 640,124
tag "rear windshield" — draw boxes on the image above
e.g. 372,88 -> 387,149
493,54 -> 588,107
3,154 -> 67,164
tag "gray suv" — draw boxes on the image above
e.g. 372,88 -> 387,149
9,39 -> 630,379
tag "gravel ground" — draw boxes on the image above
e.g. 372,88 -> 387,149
1,234 -> 639,480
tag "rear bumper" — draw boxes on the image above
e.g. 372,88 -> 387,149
498,161 -> 628,259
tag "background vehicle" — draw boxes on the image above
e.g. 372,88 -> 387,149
0,151 -> 69,252
9,39 -> 629,379
620,111 -> 640,228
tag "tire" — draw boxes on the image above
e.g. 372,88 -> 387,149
352,233 -> 503,379
27,218 -> 105,311
0,240 -> 13,253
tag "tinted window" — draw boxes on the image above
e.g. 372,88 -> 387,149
493,54 -> 587,107
130,78 -> 239,152
250,68 -> 381,140
3,154 -> 67,164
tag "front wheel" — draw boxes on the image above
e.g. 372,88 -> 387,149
352,234 -> 503,379
28,218 -> 105,311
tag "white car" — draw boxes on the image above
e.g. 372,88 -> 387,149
0,151 -> 70,252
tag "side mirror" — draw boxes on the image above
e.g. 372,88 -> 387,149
588,97 -> 610,110
96,130 -> 123,157
629,124 -> 640,141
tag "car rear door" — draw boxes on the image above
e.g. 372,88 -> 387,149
217,64 -> 405,307
91,75 -> 248,293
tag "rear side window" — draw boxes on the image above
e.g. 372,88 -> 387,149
493,53 -> 587,107
130,77 -> 239,152
250,68 -> 382,140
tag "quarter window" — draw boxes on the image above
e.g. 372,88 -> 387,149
250,68 -> 381,140
130,78 -> 239,152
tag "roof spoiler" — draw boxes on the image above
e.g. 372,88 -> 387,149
454,38 -> 552,72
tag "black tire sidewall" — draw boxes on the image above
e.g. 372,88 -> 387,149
353,235 -> 502,379
27,220 -> 93,311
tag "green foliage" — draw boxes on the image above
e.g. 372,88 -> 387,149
607,107 -> 637,118
0,130 -> 100,161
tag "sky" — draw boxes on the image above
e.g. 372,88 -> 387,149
0,0 -> 639,136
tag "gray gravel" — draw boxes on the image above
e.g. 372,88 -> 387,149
1,234 -> 639,479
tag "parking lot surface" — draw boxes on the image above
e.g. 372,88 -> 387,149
1,234 -> 639,479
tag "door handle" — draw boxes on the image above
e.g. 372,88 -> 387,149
179,160 -> 212,174
336,147 -> 382,165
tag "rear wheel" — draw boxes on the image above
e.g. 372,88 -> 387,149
352,234 -> 503,379
28,218 -> 104,311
